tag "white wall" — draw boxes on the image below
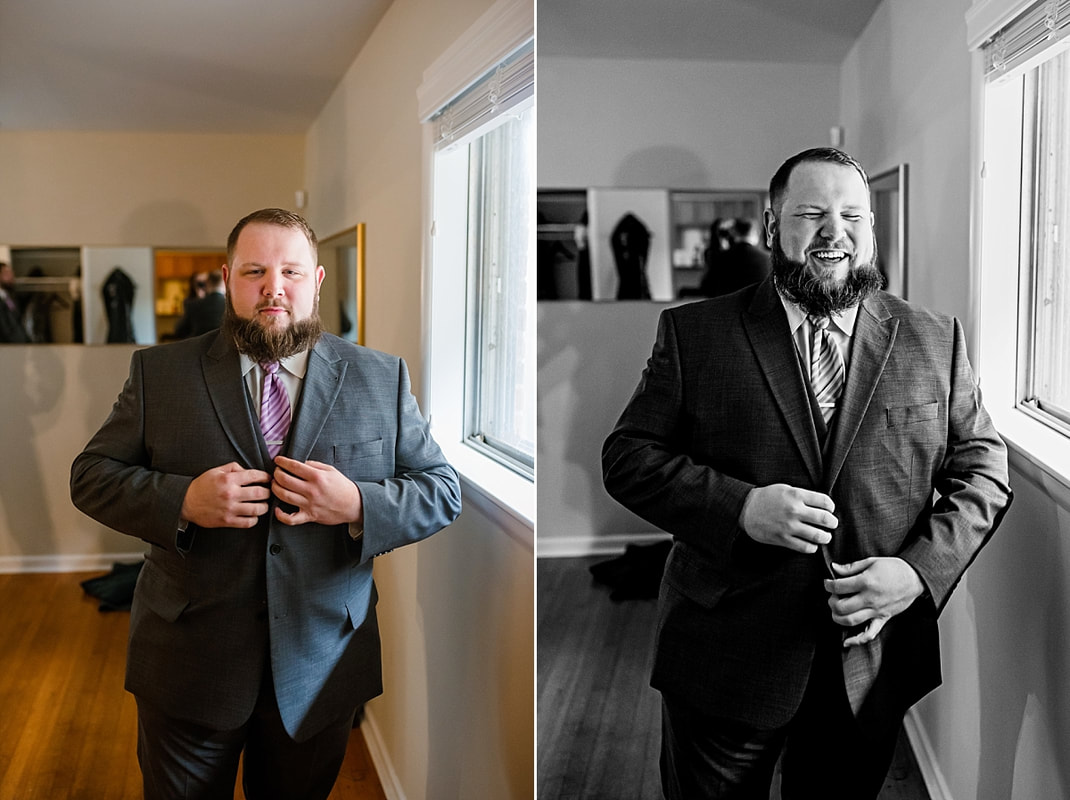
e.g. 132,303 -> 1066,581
538,56 -> 840,190
842,2 -> 1070,798
537,56 -> 840,552
304,0 -> 534,797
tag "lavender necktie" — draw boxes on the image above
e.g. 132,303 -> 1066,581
259,361 -> 291,459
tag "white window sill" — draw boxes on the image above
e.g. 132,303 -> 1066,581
992,406 -> 1070,509
440,438 -> 534,551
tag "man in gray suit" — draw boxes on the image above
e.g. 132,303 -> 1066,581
71,208 -> 461,800
603,148 -> 1011,799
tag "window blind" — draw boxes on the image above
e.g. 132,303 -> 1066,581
982,0 -> 1070,79
429,40 -> 533,150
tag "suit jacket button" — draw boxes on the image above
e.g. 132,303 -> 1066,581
269,543 -> 283,555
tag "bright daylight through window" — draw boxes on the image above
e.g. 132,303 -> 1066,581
977,0 -> 1070,452
422,21 -> 535,521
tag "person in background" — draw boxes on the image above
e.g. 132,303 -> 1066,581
699,217 -> 771,297
183,269 -> 226,337
172,271 -> 208,339
71,208 -> 461,800
0,262 -> 30,343
603,148 -> 1012,799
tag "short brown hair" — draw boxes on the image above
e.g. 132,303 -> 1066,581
226,208 -> 318,265
768,148 -> 869,217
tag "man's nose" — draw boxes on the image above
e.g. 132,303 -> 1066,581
262,273 -> 285,297
818,216 -> 846,242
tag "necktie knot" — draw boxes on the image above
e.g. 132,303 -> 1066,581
809,314 -> 830,331
260,360 -> 280,376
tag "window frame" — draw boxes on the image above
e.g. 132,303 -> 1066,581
418,0 -> 535,542
969,0 -> 1070,490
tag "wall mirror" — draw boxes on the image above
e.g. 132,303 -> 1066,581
538,188 -> 767,301
869,164 -> 908,298
0,224 -> 365,346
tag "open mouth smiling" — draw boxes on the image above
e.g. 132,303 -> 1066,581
809,249 -> 849,264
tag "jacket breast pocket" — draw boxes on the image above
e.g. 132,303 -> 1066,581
886,400 -> 940,427
333,438 -> 385,472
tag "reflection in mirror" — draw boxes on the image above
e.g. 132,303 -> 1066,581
869,164 -> 908,299
538,189 -> 768,301
4,247 -> 83,343
0,225 -> 366,345
318,226 -> 364,346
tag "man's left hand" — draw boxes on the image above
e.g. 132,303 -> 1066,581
270,456 -> 364,527
824,558 -> 925,647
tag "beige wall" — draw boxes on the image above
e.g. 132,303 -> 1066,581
843,2 -> 1070,798
0,131 -> 304,247
0,131 -> 305,568
303,0 -> 534,797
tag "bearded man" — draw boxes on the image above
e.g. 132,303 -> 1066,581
71,208 -> 461,800
602,148 -> 1011,799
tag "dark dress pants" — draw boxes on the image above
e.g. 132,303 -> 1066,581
136,665 -> 358,800
660,630 -> 903,800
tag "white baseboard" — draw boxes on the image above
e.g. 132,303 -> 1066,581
535,530 -> 667,556
903,707 -> 953,800
0,551 -> 146,574
360,707 -> 406,800
536,531 -> 672,558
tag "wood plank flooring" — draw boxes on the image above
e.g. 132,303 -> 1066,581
0,571 -> 386,800
537,556 -> 931,800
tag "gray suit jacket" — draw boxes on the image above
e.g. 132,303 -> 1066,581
603,279 -> 1011,728
71,331 -> 461,741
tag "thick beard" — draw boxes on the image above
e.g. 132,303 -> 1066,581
771,235 -> 884,317
222,295 -> 323,363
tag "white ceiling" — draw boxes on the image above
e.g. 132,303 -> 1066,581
538,0 -> 883,63
0,0 -> 394,133
0,0 -> 882,134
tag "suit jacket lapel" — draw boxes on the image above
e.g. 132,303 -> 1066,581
742,280 -> 823,486
202,332 -> 264,467
822,294 -> 899,492
287,336 -> 347,462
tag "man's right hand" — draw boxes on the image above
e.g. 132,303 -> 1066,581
180,463 -> 272,529
738,483 -> 838,554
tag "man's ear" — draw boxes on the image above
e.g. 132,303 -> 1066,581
763,208 -> 778,249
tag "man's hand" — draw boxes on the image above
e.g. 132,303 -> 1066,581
824,558 -> 925,647
739,484 -> 838,554
180,463 -> 271,528
270,456 -> 363,527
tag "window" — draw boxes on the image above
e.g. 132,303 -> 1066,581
464,107 -> 536,473
972,0 -> 1070,477
1020,50 -> 1070,433
419,0 -> 534,529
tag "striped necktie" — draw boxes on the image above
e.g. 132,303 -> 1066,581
259,361 -> 291,459
808,315 -> 845,424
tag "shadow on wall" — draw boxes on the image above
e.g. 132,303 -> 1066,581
613,145 -> 712,189
971,469 -> 1070,799
119,201 -> 213,246
0,346 -> 64,556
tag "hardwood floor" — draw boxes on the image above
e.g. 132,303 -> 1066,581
537,556 -> 931,800
0,571 -> 386,800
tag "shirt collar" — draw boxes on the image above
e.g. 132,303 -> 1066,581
240,349 -> 311,380
777,293 -> 860,338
